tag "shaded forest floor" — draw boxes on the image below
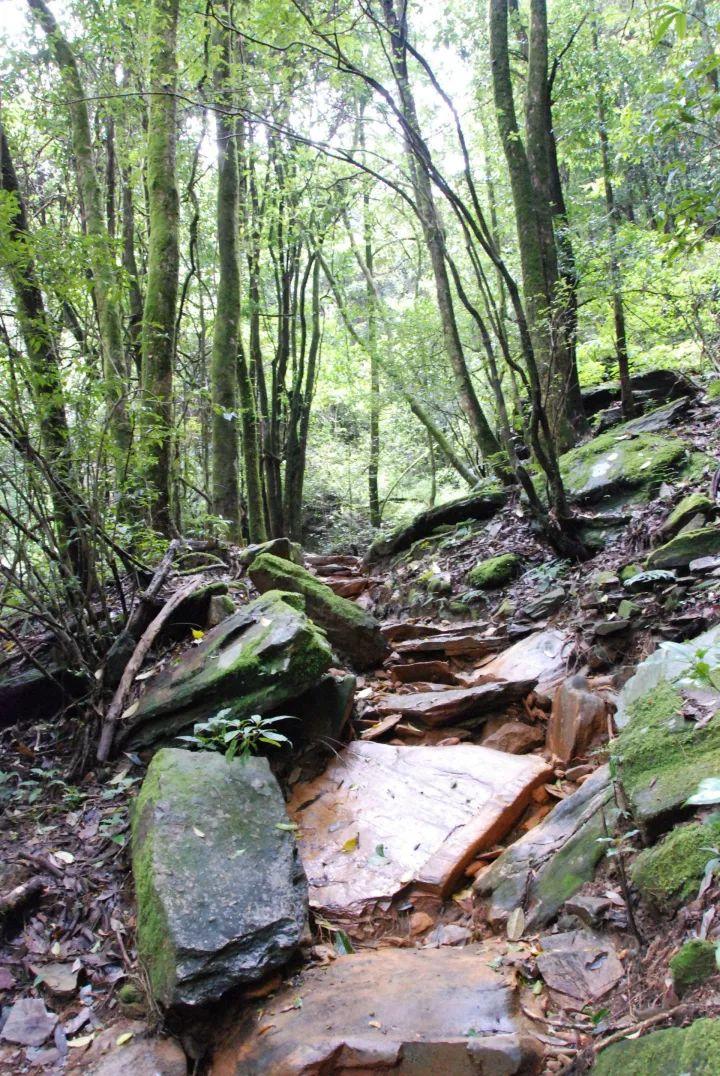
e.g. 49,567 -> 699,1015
1,391 -> 720,1073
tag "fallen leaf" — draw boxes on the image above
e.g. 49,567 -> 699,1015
68,1033 -> 95,1049
121,701 -> 139,720
30,963 -> 78,996
192,826 -> 205,838
54,850 -> 75,865
507,907 -> 525,942
191,629 -> 205,640
116,1032 -> 133,1046
341,834 -> 359,853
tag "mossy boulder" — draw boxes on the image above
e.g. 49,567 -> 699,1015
558,427 -> 686,507
365,488 -> 506,562
238,536 -> 303,568
593,1017 -> 720,1076
612,679 -> 720,827
661,493 -> 715,537
122,590 -> 333,748
632,819 -> 720,911
131,748 -> 308,1011
670,940 -> 717,995
249,554 -> 388,670
647,525 -> 720,570
467,553 -> 520,589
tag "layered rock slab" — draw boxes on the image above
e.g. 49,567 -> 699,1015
374,679 -> 536,727
122,590 -> 332,748
475,765 -> 617,929
211,947 -> 542,1075
289,740 -> 551,920
249,554 -> 388,670
132,749 -> 307,1011
473,629 -> 571,697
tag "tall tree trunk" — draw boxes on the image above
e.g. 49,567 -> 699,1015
0,120 -> 90,586
592,23 -> 635,419
28,0 -> 132,471
210,6 -> 242,539
379,0 -> 502,465
489,0 -> 584,449
140,0 -> 180,534
363,179 -> 381,529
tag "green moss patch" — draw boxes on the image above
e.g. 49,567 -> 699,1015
647,525 -> 720,569
612,679 -> 720,825
467,553 -> 520,589
632,819 -> 720,911
594,1018 -> 720,1076
670,940 -> 717,995
559,428 -> 686,506
663,492 -> 715,536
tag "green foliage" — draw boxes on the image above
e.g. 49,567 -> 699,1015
177,709 -> 294,761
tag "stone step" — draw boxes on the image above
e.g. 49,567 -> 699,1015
288,740 -> 551,922
374,679 -> 536,727
211,946 -> 543,1075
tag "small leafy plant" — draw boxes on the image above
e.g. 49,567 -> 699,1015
178,708 -> 294,761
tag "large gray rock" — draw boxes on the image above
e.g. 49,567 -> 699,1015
475,765 -> 617,929
122,590 -> 333,748
131,749 -> 308,1011
248,554 -> 388,670
365,488 -> 506,562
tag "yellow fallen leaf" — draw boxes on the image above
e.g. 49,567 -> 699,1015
121,701 -> 139,720
368,1020 -> 381,1029
341,834 -> 359,853
68,1034 -> 95,1048
116,1032 -> 134,1046
191,629 -> 204,640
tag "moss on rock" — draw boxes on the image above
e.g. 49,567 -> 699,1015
249,553 -> 388,670
594,1018 -> 720,1076
611,679 -> 720,825
647,525 -> 720,569
662,493 -> 715,537
467,553 -> 520,589
632,819 -> 720,911
670,940 -> 717,995
559,427 -> 686,506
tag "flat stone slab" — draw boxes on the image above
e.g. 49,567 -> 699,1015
211,947 -> 542,1075
374,679 -> 536,727
289,741 -> 551,920
132,749 -> 307,1010
475,630 -> 572,696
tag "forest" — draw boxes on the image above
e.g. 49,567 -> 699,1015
1,0 -> 720,1073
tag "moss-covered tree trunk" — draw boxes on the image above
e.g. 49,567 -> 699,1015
210,9 -> 242,540
0,120 -> 91,587
489,0 -> 584,450
140,0 -> 180,535
27,0 -> 132,472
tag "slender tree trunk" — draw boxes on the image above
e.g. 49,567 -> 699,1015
0,120 -> 91,586
210,7 -> 242,539
28,0 -> 132,471
592,23 -> 635,419
364,182 -> 381,528
379,0 -> 502,464
140,0 -> 180,534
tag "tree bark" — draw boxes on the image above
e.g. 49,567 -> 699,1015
140,0 -> 180,534
27,0 -> 132,470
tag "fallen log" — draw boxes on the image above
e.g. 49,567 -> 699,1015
365,490 -> 506,563
0,877 -> 44,922
97,577 -> 207,762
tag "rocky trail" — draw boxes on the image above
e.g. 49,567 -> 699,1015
2,379 -> 720,1073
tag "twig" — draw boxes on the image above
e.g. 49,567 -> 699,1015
0,877 -> 44,920
593,1004 -> 687,1054
96,577 -> 206,762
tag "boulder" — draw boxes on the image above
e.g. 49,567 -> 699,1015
631,819 -> 720,912
477,629 -> 572,696
289,740 -> 551,921
581,369 -> 698,416
559,427 -> 687,507
525,587 -> 566,619
210,947 -> 543,1075
238,536 -> 303,567
131,749 -> 307,1011
660,491 -> 716,537
547,675 -> 607,763
647,525 -> 720,569
248,554 -> 388,670
481,720 -> 545,754
467,552 -> 520,589
475,765 -> 617,929
365,488 -> 507,562
670,940 -> 717,996
612,626 -> 720,826
274,672 -> 355,754
593,1017 -> 720,1076
122,591 -> 332,748
374,679 -> 537,727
